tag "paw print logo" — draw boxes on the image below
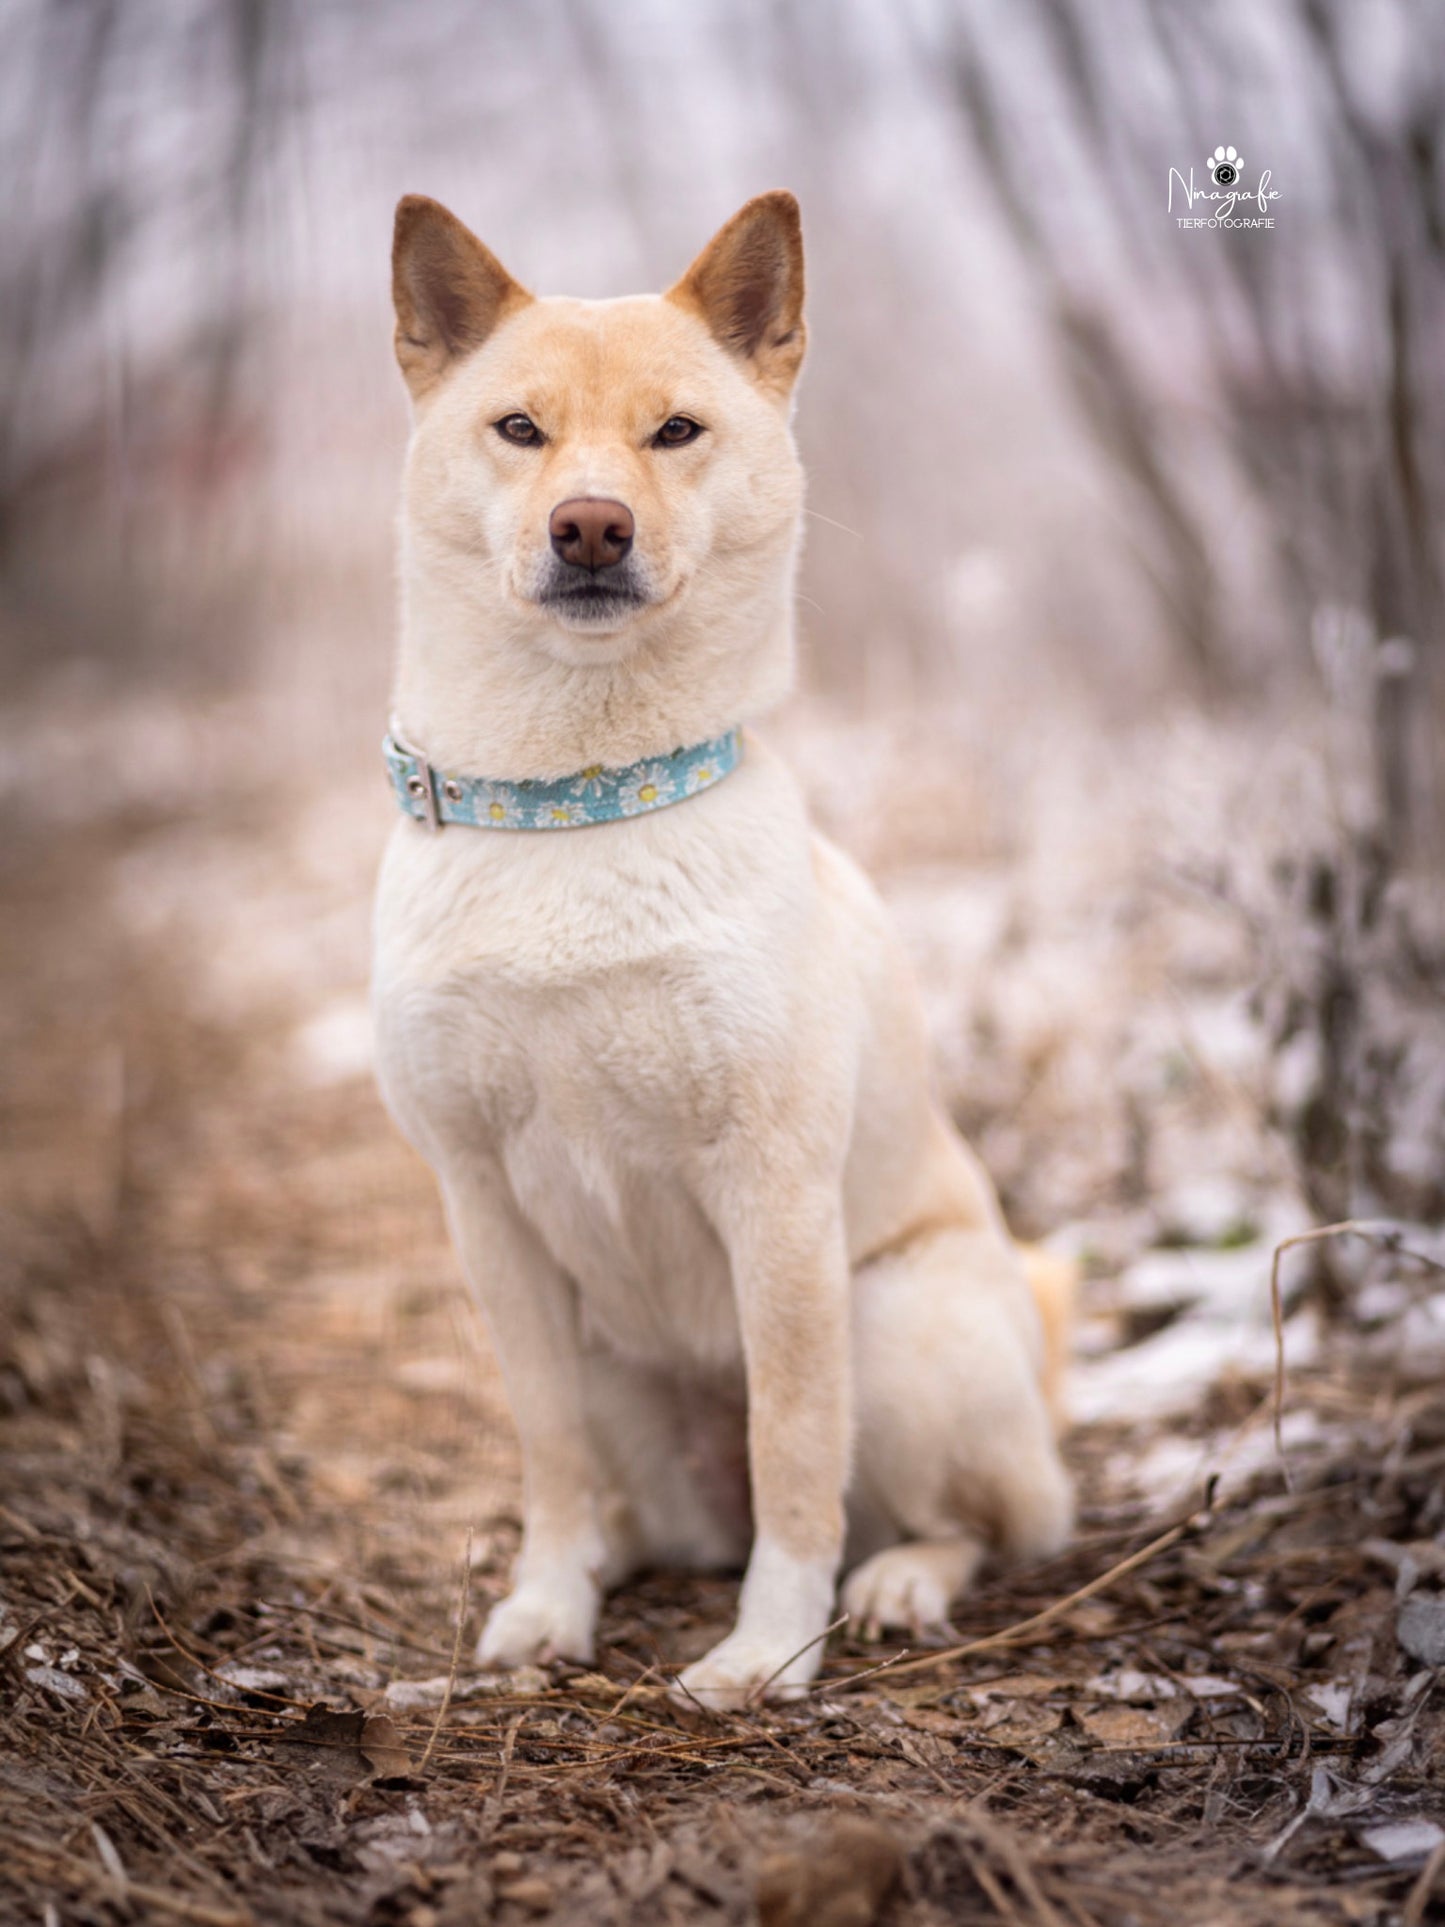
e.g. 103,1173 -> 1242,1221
1209,144 -> 1242,188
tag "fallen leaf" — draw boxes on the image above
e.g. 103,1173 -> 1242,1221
116,1682 -> 170,1717
902,1706 -> 969,1736
562,1671 -> 618,1698
898,1730 -> 959,1777
384,1667 -> 549,1707
1264,1765 -> 1378,1863
979,1701 -> 1064,1743
967,1672 -> 1061,1701
1397,1595 -> 1445,1667
1305,1681 -> 1354,1731
1076,1702 -> 1190,1747
383,1676 -> 452,1710
1360,1820 -> 1445,1864
24,1664 -> 88,1701
296,1702 -> 365,1746
276,1702 -> 370,1786
1178,1674 -> 1241,1700
359,1712 -> 412,1779
213,1663 -> 291,1699
1084,1667 -> 1178,1701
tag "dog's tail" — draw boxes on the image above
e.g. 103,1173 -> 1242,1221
1019,1243 -> 1076,1432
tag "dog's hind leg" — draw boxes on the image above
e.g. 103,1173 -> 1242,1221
842,1224 -> 1072,1635
842,1533 -> 987,1637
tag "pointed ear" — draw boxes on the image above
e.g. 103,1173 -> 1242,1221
666,191 -> 805,397
391,195 -> 531,400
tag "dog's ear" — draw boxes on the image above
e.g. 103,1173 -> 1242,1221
667,191 -> 805,397
392,195 -> 531,400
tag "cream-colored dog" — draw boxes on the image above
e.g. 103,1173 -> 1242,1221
372,191 -> 1072,1708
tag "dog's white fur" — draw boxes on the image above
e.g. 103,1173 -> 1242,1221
373,192 -> 1072,1707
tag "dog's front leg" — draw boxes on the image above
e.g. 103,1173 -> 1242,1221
679,1190 -> 851,1709
441,1165 -> 607,1668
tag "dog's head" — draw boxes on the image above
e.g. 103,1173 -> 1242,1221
391,193 -> 806,669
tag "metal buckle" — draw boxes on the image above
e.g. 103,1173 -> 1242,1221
390,721 -> 442,832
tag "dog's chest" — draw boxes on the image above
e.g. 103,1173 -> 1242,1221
375,819 -> 795,1371
501,1089 -> 738,1371
493,971 -> 746,1368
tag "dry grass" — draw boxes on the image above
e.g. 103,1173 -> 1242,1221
3,752 -> 1444,1925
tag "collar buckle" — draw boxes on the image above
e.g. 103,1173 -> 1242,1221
391,722 -> 442,832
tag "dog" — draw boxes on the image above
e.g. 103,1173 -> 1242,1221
372,190 -> 1072,1708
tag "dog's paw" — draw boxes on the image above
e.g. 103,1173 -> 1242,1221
674,1628 -> 826,1711
477,1577 -> 598,1669
841,1539 -> 982,1639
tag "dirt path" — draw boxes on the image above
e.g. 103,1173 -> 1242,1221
2,718 -> 1442,1926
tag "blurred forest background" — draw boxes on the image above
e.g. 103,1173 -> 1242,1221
4,0 -> 1444,1243
4,7 -> 1445,1920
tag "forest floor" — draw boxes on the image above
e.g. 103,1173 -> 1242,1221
3,662 -> 1444,1926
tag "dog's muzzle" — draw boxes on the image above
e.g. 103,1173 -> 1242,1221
538,496 -> 651,623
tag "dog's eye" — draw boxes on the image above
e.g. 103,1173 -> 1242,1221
653,416 -> 704,448
495,414 -> 543,446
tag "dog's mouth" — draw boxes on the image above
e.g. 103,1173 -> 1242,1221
535,561 -> 653,630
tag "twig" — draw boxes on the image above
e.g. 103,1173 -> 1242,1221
964,1803 -> 1068,1927
144,1589 -> 307,1709
1404,1836 -> 1445,1927
957,1840 -> 1026,1926
481,1712 -> 524,1836
418,1529 -> 470,1773
260,1600 -> 454,1664
1268,1219 -> 1445,1482
90,1822 -> 127,1889
10,1835 -> 253,1927
104,1761 -> 235,1895
812,1645 -> 912,1695
661,1657 -> 800,1761
851,1517 -> 1196,1684
745,1613 -> 849,1707
667,1668 -> 714,1719
600,1662 -> 656,1723
0,1502 -> 43,1541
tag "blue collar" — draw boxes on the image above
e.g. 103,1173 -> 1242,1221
384,724 -> 743,831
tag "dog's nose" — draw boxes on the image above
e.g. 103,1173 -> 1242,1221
548,497 -> 635,571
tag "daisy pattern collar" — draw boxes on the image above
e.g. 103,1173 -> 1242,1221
384,723 -> 743,831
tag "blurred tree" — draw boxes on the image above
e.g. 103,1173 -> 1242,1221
942,0 -> 1444,752
0,0 -> 292,548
